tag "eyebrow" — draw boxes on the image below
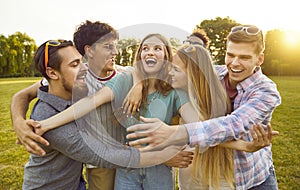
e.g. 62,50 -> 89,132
68,58 -> 81,65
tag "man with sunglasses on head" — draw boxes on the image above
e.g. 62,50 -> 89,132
11,20 -> 132,190
21,40 -> 141,189
127,25 -> 281,190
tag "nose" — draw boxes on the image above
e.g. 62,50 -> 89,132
147,48 -> 154,56
112,46 -> 118,55
169,67 -> 174,76
80,62 -> 88,71
231,57 -> 240,66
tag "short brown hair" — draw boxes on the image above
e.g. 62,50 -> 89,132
227,25 -> 265,55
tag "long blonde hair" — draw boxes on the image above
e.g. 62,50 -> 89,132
176,45 -> 235,189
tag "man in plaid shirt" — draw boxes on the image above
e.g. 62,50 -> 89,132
127,25 -> 281,190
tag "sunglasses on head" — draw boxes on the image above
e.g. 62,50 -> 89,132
44,40 -> 62,68
230,26 -> 261,35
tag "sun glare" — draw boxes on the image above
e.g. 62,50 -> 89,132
284,31 -> 300,47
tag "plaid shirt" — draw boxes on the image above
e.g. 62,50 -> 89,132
185,65 -> 281,189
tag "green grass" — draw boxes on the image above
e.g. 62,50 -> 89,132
0,77 -> 40,190
0,77 -> 300,189
269,76 -> 300,189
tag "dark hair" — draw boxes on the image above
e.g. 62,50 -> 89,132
73,20 -> 119,56
190,29 -> 210,48
34,40 -> 73,80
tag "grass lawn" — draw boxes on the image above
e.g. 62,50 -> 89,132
0,76 -> 299,189
269,76 -> 300,189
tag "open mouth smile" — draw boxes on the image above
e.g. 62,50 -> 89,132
145,58 -> 157,66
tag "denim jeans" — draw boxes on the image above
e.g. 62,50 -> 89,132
77,175 -> 87,190
248,166 -> 278,190
114,164 -> 173,190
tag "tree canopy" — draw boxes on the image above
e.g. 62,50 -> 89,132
0,32 -> 37,77
1,17 -> 300,77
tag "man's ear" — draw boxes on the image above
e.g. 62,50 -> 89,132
257,53 -> 264,66
46,67 -> 59,80
85,45 -> 94,58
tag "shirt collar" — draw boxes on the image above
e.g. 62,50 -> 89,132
88,68 -> 116,82
38,86 -> 72,112
237,66 -> 262,90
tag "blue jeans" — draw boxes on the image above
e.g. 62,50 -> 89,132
114,164 -> 173,190
77,175 -> 87,190
249,166 -> 278,190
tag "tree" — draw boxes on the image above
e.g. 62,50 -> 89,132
0,32 -> 37,77
194,17 -> 240,64
116,38 -> 140,66
264,29 -> 300,75
263,29 -> 284,75
0,35 -> 10,76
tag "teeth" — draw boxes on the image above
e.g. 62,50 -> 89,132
146,58 -> 156,64
77,72 -> 87,80
231,68 -> 242,73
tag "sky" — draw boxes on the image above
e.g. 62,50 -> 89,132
2,0 -> 300,45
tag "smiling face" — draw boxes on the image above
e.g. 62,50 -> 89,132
140,36 -> 166,77
49,46 -> 88,100
87,38 -> 118,77
169,54 -> 188,91
225,41 -> 264,88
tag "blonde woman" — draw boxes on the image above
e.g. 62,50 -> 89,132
169,44 -> 234,189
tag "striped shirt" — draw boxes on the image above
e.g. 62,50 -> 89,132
185,65 -> 281,189
84,68 -> 124,169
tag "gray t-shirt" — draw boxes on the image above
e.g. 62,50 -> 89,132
22,86 -> 139,190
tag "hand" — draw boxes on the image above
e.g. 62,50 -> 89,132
139,145 -> 183,167
164,150 -> 194,168
246,123 -> 279,152
13,118 -> 49,156
127,117 -> 188,152
122,82 -> 143,116
26,119 -> 46,136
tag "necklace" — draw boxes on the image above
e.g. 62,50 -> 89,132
147,91 -> 159,105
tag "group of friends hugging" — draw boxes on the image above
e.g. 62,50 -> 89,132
11,20 -> 281,190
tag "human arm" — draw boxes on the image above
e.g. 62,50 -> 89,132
182,76 -> 281,149
10,81 -> 49,156
44,117 -> 184,168
163,149 -> 194,168
219,123 -> 279,152
139,145 -> 185,167
32,86 -> 114,135
127,117 -> 189,151
122,68 -> 143,116
127,117 -> 279,152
